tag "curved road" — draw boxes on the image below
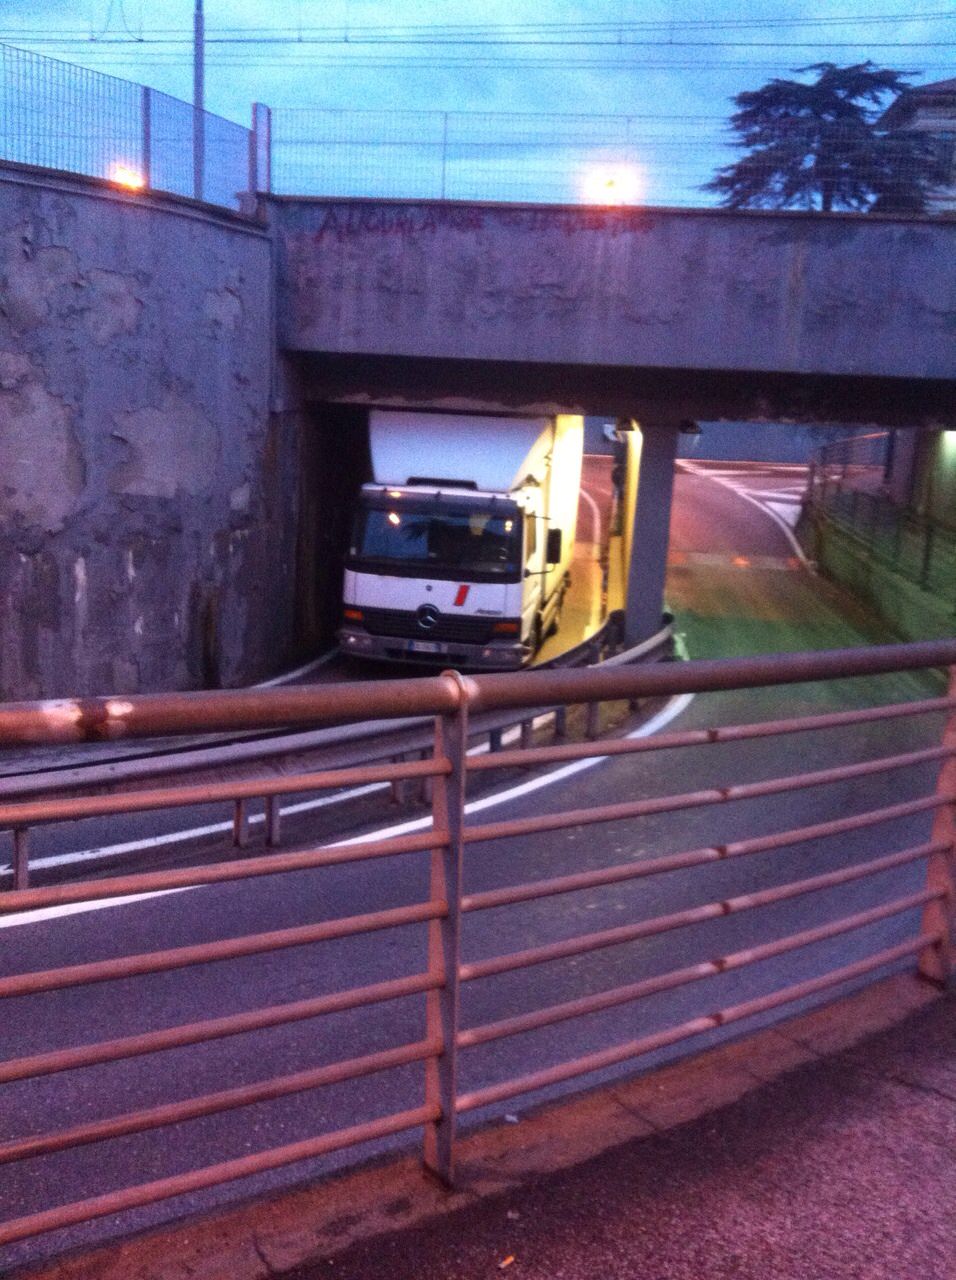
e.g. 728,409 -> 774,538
0,462 -> 945,1270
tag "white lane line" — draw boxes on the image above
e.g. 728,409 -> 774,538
681,463 -> 810,474
2,782 -> 392,879
579,487 -> 602,559
765,501 -> 803,529
0,887 -> 194,929
743,489 -> 808,501
255,650 -> 340,688
0,717 -> 551,881
679,462 -> 812,569
0,685 -> 695,928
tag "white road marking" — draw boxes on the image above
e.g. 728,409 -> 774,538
686,463 -> 809,474
0,687 -> 695,928
765,501 -> 803,529
254,650 -> 340,688
678,461 -> 813,568
0,887 -> 194,929
743,489 -> 807,501
1,782 -> 392,879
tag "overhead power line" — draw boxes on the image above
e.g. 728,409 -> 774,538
2,8 -> 955,41
4,34 -> 955,48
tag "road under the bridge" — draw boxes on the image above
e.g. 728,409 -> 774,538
0,463 -> 944,1272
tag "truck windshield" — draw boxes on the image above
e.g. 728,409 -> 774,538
351,505 -> 521,578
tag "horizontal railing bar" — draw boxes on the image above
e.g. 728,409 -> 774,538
462,793 -> 951,914
722,840 -> 945,912
722,745 -> 951,803
2,640 -> 954,746
0,900 -> 445,1000
717,889 -> 936,970
459,888 -> 937,1048
458,1016 -> 721,1114
0,1101 -> 441,1248
715,935 -> 935,1025
464,641 -> 956,715
461,902 -> 725,982
712,696 -> 956,742
461,962 -> 718,1050
0,676 -> 464,746
463,846 -> 722,912
461,842 -> 942,983
0,1036 -> 441,1166
466,694 -> 956,774
722,792 -> 951,858
464,745 -> 953,847
1,827 -> 448,914
468,728 -> 715,772
0,757 -> 451,829
455,932 -> 935,1113
0,971 -> 441,1085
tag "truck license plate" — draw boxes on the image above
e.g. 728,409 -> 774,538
407,639 -> 444,654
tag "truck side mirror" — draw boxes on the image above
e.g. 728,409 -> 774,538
546,528 -> 562,566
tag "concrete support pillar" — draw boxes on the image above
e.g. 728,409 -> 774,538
624,424 -> 679,647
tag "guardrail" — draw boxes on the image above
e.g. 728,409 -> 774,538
0,609 -> 665,885
0,638 -> 954,1252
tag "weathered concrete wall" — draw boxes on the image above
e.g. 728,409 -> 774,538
274,200 -> 956,426
0,165 -> 300,699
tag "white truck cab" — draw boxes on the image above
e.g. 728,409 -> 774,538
339,410 -> 582,669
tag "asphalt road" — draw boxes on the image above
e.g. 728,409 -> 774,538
0,462 -> 946,1270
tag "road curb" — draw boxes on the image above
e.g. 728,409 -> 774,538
12,972 -> 942,1280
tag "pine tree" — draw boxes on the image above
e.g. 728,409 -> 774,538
704,62 -> 945,214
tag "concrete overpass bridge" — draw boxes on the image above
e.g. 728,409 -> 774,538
1,163 -> 954,697
273,196 -> 955,648
275,198 -> 954,425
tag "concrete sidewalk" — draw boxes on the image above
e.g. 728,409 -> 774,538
286,981 -> 956,1280
17,975 -> 955,1280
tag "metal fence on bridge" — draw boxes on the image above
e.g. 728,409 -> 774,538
261,106 -> 956,208
0,43 -> 250,210
0,640 -> 953,1256
808,432 -> 956,609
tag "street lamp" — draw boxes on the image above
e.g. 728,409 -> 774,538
580,162 -> 642,206
110,163 -> 145,190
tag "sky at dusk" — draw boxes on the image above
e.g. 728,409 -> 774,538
1,2 -> 953,203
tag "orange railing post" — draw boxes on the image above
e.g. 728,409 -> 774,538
919,665 -> 956,988
423,672 -> 469,1183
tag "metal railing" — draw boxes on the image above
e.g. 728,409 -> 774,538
0,611 -> 669,886
0,639 -> 954,1251
0,43 -> 250,209
808,433 -> 956,607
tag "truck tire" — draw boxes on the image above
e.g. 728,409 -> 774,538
532,615 -> 544,657
547,598 -> 562,638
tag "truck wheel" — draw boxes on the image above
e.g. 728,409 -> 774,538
532,616 -> 544,656
547,589 -> 565,638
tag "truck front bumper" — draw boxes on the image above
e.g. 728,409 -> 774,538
338,626 -> 528,670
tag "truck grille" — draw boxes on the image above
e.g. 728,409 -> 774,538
359,606 -> 499,645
